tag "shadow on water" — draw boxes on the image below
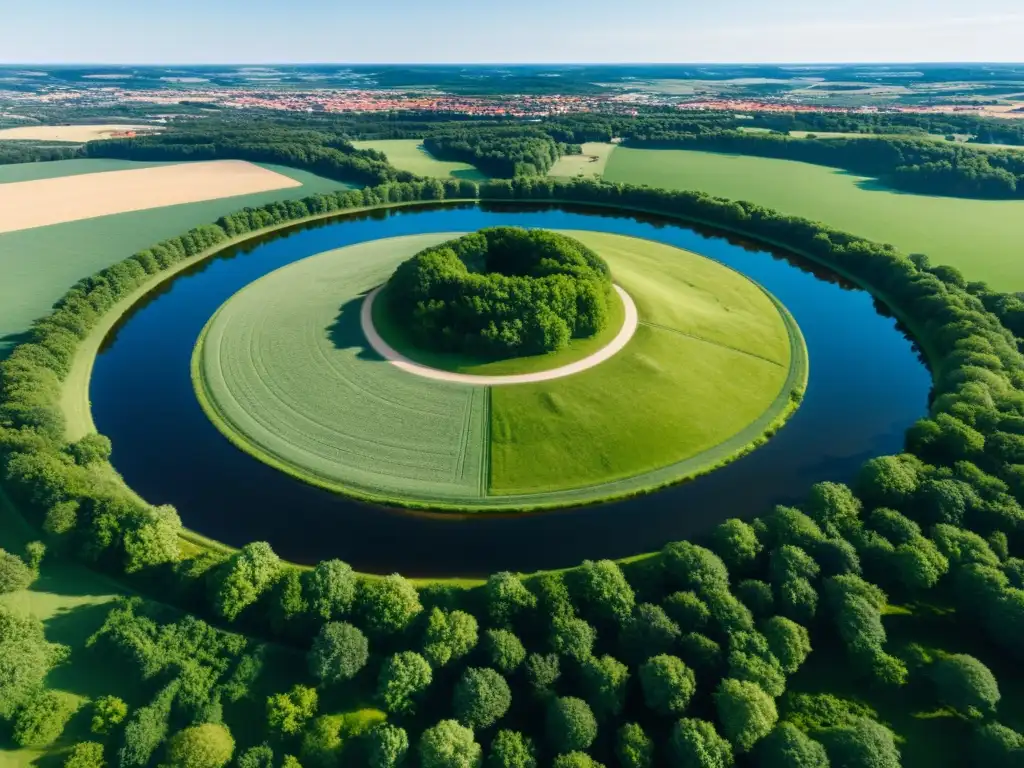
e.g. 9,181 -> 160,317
89,202 -> 932,577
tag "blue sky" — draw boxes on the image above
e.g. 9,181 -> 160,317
2,0 -> 1022,64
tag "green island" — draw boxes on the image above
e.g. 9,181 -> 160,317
3,96 -> 1024,768
192,229 -> 803,510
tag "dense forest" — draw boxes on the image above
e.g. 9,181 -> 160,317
3,176 -> 1024,766
423,128 -> 573,177
387,227 -> 613,357
82,127 -> 417,186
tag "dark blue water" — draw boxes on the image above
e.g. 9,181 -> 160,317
91,203 -> 931,576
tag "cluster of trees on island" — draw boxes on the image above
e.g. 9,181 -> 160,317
4,177 -> 1024,765
387,227 -> 613,357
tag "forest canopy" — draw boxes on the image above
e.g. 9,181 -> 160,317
385,227 -> 613,358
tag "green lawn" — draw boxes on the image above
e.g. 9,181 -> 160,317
371,279 -> 627,376
489,231 -> 801,498
547,142 -> 618,179
352,139 -> 489,180
602,147 -> 1024,290
194,234 -> 490,507
0,159 -> 356,358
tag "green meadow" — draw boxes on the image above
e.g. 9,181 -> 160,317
489,231 -> 798,497
0,160 -> 355,358
351,139 -> 489,180
603,146 -> 1024,290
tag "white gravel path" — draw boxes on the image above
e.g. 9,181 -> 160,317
361,284 -> 639,385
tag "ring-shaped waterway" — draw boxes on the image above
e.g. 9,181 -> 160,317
91,203 -> 931,577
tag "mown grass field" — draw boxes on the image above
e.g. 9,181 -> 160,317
194,235 -> 490,506
371,278 -> 627,376
547,142 -> 617,178
602,147 -> 1024,290
351,139 -> 489,180
0,159 -> 355,358
489,231 -> 796,495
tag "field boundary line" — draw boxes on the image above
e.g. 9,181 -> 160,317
638,320 -> 785,367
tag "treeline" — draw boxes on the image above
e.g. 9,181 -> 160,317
424,128 -> 572,177
3,178 -> 1024,765
388,227 -> 613,357
0,141 -> 83,166
84,126 -> 417,187
745,110 -> 1024,146
623,130 -> 1024,199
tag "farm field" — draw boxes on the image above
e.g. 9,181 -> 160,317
351,138 -> 489,180
194,234 -> 491,506
603,146 -> 1024,290
0,124 -> 162,142
193,229 -> 800,509
489,230 -> 798,496
547,141 -> 617,178
0,159 -> 355,358
0,160 -> 302,233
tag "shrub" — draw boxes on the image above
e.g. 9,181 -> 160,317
423,608 -> 479,668
483,629 -> 526,674
486,730 -> 535,768
581,655 -> 629,719
419,720 -> 482,768
64,743 -> 106,768
266,685 -> 318,735
165,723 -> 235,768
669,719 -> 733,768
485,572 -> 536,627
90,695 -> 128,735
546,697 -> 598,753
930,654 -> 1001,718
616,723 -> 653,768
754,723 -> 828,768
0,548 -> 35,593
304,560 -> 356,620
308,622 -> 368,684
453,668 -> 512,730
639,655 -> 696,716
367,723 -> 409,768
377,651 -> 433,714
12,690 -> 80,747
359,575 -> 423,637
714,679 -> 778,753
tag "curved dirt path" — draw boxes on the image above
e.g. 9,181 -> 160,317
361,285 -> 639,385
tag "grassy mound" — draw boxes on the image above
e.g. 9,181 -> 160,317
192,230 -> 803,511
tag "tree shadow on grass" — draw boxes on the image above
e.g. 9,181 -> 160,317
325,293 -> 382,362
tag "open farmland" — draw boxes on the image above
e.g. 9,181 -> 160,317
0,159 -> 302,233
195,235 -> 490,505
352,138 -> 489,179
603,146 -> 1024,290
547,141 -> 617,178
0,124 -> 162,142
0,159 -> 355,358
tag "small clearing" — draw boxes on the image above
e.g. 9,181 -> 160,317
548,142 -> 617,178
